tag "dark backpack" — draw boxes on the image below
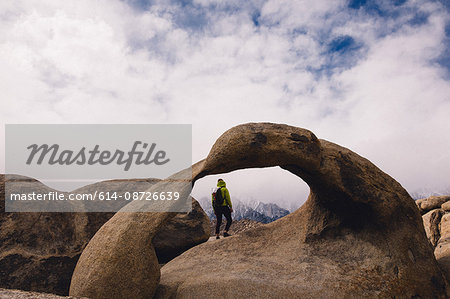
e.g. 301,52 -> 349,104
213,187 -> 224,209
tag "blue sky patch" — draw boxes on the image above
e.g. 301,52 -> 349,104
446,22 -> 450,37
393,0 -> 408,6
302,35 -> 366,78
438,0 -> 450,11
172,5 -> 209,31
252,10 -> 261,27
122,0 -> 150,10
436,50 -> 450,78
328,36 -> 360,53
348,0 -> 385,16
436,22 -> 450,78
348,0 -> 367,9
408,11 -> 429,26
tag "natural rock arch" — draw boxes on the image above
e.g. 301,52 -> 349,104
70,123 -> 446,298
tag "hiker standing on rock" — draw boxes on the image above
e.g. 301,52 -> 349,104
212,179 -> 233,239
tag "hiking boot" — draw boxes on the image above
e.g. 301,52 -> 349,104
216,236 -> 220,240
223,232 -> 231,237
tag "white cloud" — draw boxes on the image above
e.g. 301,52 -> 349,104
1,0 -> 449,209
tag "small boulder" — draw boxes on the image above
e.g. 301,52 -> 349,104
440,214 -> 450,240
435,213 -> 450,283
442,201 -> 450,212
422,209 -> 444,247
417,196 -> 450,214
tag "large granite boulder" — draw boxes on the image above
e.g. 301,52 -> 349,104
1,175 -> 209,295
156,123 -> 446,298
69,208 -> 170,299
153,198 -> 210,264
0,175 -> 114,296
70,123 -> 447,299
0,176 -> 157,295
69,171 -> 193,299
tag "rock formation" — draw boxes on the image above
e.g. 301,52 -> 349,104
0,175 -> 154,295
0,175 -> 104,295
417,195 -> 450,283
70,123 -> 447,298
153,198 -> 210,264
1,175 -> 208,295
417,196 -> 450,215
69,171 -> 193,299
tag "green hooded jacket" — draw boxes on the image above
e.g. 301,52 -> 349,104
211,180 -> 232,208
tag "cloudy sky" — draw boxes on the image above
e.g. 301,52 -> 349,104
1,0 -> 449,210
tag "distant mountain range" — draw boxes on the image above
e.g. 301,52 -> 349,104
197,197 -> 290,224
410,188 -> 450,200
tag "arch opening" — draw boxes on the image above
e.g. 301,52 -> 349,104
191,166 -> 310,213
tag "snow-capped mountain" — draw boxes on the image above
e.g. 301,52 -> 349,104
197,197 -> 289,224
410,188 -> 450,200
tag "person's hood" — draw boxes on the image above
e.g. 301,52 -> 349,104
217,180 -> 226,188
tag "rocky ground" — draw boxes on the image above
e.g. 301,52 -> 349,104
0,288 -> 87,299
209,218 -> 264,236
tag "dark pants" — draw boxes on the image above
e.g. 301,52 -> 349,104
214,206 -> 232,234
